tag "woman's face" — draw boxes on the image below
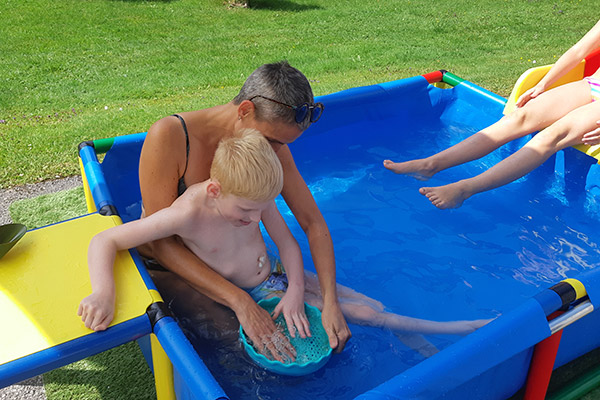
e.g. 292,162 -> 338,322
245,117 -> 303,152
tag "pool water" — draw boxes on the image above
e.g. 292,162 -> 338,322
162,115 -> 600,399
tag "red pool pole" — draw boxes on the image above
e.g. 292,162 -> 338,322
421,70 -> 445,84
523,311 -> 564,400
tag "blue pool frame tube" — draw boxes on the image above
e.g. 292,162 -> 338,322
79,144 -> 117,215
153,318 -> 228,400
0,316 -> 151,388
78,140 -> 229,400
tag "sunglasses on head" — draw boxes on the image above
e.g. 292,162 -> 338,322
249,95 -> 324,124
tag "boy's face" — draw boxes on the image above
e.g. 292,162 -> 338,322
216,194 -> 271,227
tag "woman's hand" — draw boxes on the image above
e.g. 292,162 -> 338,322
78,292 -> 115,332
321,299 -> 351,353
236,297 -> 296,362
273,290 -> 311,339
516,85 -> 546,108
582,120 -> 600,146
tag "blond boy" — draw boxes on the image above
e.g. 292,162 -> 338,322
78,129 -> 308,360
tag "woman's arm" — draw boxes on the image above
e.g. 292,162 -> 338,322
138,118 -> 289,360
262,201 -> 311,338
278,145 -> 352,351
517,19 -> 600,107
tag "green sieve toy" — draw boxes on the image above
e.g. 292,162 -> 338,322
239,297 -> 332,376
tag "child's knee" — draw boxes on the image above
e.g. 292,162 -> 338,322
344,303 -> 381,325
533,121 -> 579,151
504,106 -> 529,128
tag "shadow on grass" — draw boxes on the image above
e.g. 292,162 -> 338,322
249,0 -> 323,12
44,342 -> 156,400
108,0 -> 177,3
107,0 -> 321,10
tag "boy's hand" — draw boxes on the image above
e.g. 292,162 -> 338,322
272,291 -> 311,339
78,293 -> 115,332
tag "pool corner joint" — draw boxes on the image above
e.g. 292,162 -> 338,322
146,301 -> 172,330
546,279 -> 592,334
524,279 -> 594,400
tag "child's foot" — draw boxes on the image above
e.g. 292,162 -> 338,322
419,182 -> 469,209
461,318 -> 493,335
442,318 -> 493,336
383,159 -> 436,181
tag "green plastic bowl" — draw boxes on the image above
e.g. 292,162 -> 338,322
240,297 -> 332,376
0,223 -> 27,260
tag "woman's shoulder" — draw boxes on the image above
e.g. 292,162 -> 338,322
141,115 -> 191,162
147,115 -> 184,142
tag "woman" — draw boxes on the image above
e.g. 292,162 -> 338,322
137,61 -> 351,353
384,19 -> 600,209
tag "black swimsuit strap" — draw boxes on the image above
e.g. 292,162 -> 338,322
171,113 -> 190,181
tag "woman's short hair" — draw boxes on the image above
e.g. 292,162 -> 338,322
233,61 -> 315,131
211,129 -> 284,202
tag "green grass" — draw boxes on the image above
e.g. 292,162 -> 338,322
1,0 -> 597,188
43,342 -> 156,400
8,187 -> 87,229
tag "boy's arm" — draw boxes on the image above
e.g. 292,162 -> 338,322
262,201 -> 311,338
262,201 -> 303,293
78,205 -> 186,331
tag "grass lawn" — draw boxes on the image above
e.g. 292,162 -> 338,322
1,0 -> 597,189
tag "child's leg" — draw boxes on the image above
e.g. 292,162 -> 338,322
338,302 -> 491,335
304,287 -> 441,356
303,273 -> 490,336
383,80 -> 592,179
394,332 -> 440,358
420,99 -> 600,209
304,270 -> 384,312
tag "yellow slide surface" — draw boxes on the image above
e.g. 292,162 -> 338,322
0,213 -> 153,365
503,60 -> 600,161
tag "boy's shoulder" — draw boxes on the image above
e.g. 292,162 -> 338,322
174,180 -> 207,199
170,183 -> 208,216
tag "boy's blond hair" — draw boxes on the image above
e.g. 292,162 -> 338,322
210,129 -> 283,202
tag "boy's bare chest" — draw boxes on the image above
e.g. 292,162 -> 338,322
181,222 -> 269,287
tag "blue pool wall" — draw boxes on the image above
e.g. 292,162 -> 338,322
88,75 -> 600,400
